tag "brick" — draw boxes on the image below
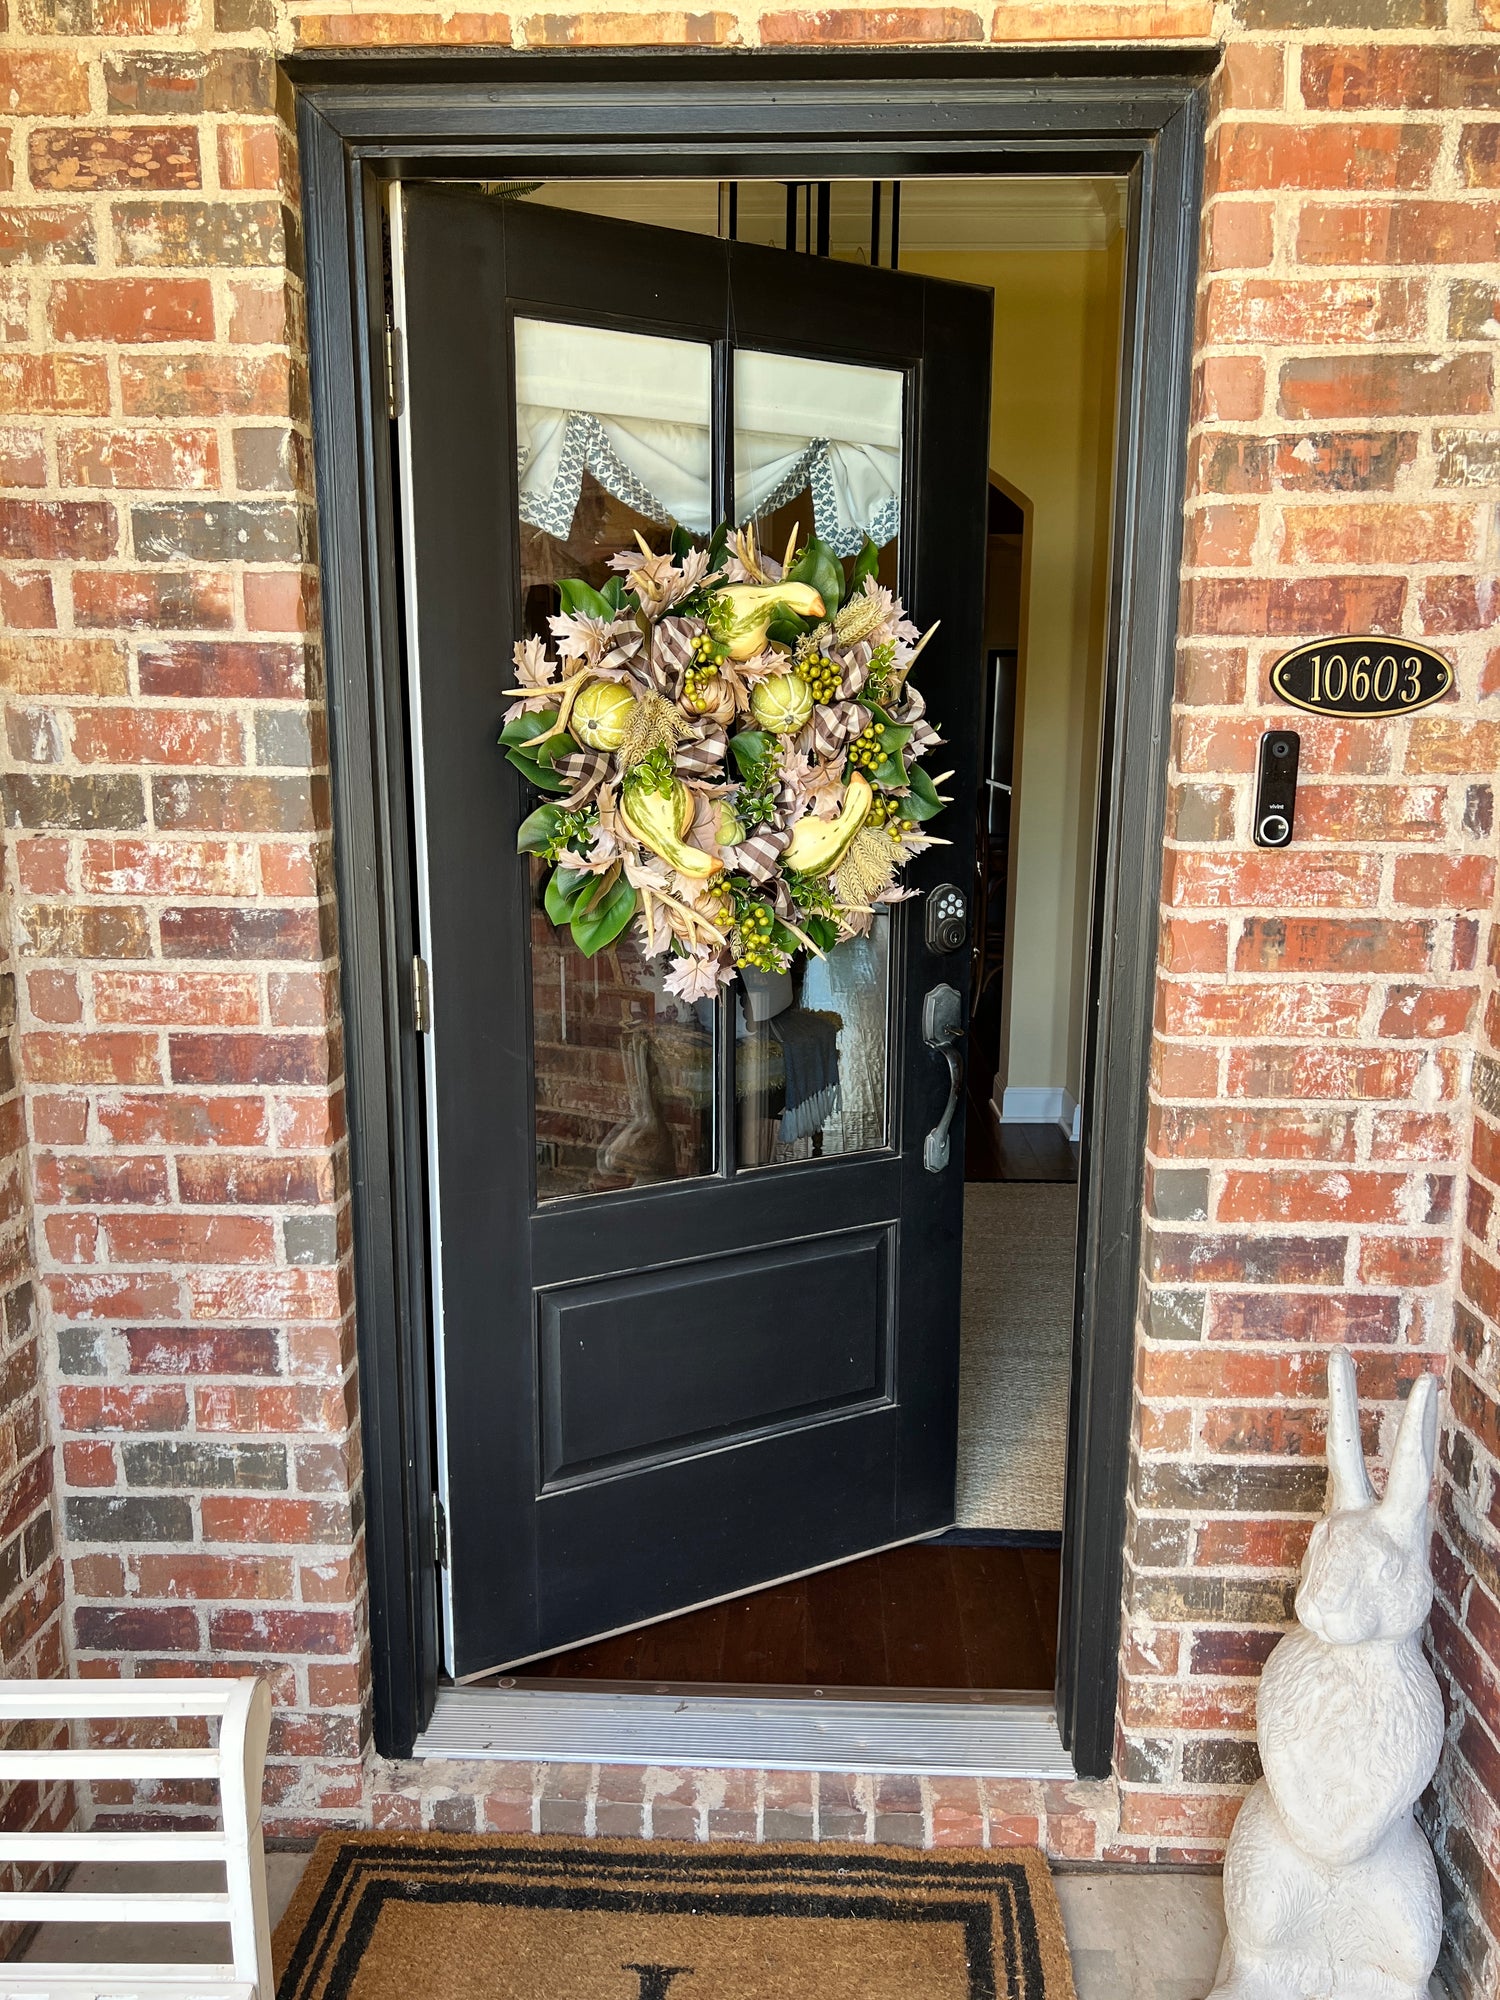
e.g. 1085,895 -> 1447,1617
169,1035 -> 329,1087
0,354 -> 110,416
0,499 -> 116,562
125,1327 -> 280,1375
135,1554 -> 292,1601
58,427 -> 219,491
1235,916 -> 1434,976
72,570 -> 235,632
28,127 -> 200,194
217,124 -> 282,192
64,1496 -> 192,1543
177,1155 -> 331,1205
136,641 -> 308,701
188,1267 -> 341,1321
1299,201 -> 1500,267
1148,1230 -> 1346,1286
113,201 -> 284,271
93,972 -> 261,1026
296,5 -> 516,39
121,1440 -> 287,1490
82,838 -> 260,898
1137,1460 -> 1328,1514
1188,575 -> 1406,636
58,1385 -> 186,1432
0,206 -> 97,267
96,1093 -> 268,1147
103,52 -> 274,116
1218,1169 -> 1448,1227
0,430 -> 48,490
1300,46 -> 1500,112
121,353 -> 293,419
1240,0 -> 1440,23
1393,854 -> 1495,909
3,777 -> 145,833
521,10 -> 730,43
1379,985 -> 1475,1040
0,52 -> 93,115
1153,1103 -> 1357,1160
1436,429 -> 1500,489
104,1215 -> 276,1266
209,1608 -> 354,1655
1195,355 -> 1263,421
35,1152 -> 168,1204
1205,277 -> 1423,346
50,280 -> 214,345
161,908 -> 323,962
0,637 -> 127,696
23,1032 -> 161,1085
1277,503 -> 1480,567
75,1606 -> 199,1653
70,708 -> 244,768
1459,126 -> 1500,189
132,501 -> 304,564
154,775 -> 324,835
1278,354 -> 1492,420
1215,123 -> 1440,194
759,8 -> 982,40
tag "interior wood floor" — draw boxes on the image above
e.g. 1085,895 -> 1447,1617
510,1543 -> 1062,1692
965,1102 -> 1080,1184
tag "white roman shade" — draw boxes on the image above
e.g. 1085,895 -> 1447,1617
515,319 -> 902,556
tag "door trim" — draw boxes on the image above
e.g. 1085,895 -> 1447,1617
291,46 -> 1210,1774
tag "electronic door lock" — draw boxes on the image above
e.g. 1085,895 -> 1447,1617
926,883 -> 968,954
1254,729 -> 1300,849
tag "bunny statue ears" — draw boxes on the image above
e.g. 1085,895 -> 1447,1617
1324,1348 -> 1439,1532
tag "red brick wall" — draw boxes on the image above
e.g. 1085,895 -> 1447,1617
0,1 -> 1498,1987
0,900 -> 71,1931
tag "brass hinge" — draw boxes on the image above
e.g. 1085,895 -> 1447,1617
384,319 -> 405,419
412,954 -> 431,1034
432,1495 -> 448,1569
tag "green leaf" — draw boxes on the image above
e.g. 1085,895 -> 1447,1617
806,915 -> 839,952
707,521 -> 729,571
786,534 -> 844,619
516,803 -> 565,854
851,537 -> 881,591
506,748 -> 571,793
765,609 -> 811,647
670,525 -> 693,561
545,866 -> 592,925
501,709 -> 560,750
557,578 -> 614,620
879,722 -> 914,755
729,730 -> 773,776
905,765 -> 945,822
873,751 -> 907,789
571,876 -> 637,957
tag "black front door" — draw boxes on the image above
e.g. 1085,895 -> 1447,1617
395,186 -> 992,1677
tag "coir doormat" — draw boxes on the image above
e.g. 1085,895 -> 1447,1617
274,1833 -> 1076,2000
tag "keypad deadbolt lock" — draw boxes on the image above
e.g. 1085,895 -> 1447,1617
926,883 -> 968,954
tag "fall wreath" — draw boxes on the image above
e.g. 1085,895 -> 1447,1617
504,526 -> 948,1000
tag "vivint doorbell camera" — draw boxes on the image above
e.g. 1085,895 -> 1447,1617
1254,730 -> 1300,849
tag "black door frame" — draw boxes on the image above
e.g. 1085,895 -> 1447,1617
289,45 -> 1211,1774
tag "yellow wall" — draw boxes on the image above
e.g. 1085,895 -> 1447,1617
903,241 -> 1122,1118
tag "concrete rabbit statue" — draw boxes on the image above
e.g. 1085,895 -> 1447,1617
1207,1350 -> 1443,2000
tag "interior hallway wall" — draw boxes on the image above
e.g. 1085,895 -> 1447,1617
903,240 -> 1121,1124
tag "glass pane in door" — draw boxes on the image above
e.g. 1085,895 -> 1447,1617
516,319 -> 717,1201
731,350 -> 905,1167
515,316 -> 713,636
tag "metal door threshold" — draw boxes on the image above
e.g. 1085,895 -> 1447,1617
414,1686 -> 1074,1778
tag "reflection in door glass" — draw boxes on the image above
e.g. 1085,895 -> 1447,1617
515,316 -> 713,638
736,911 -> 890,1167
733,348 -> 903,564
530,859 -> 716,1201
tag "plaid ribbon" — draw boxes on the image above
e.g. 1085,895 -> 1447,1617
804,700 -> 870,763
650,617 -> 696,697
675,724 -> 727,779
837,639 -> 874,699
726,823 -> 793,884
554,746 -> 611,805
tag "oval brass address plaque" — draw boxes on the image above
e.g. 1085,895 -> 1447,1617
1270,636 -> 1453,719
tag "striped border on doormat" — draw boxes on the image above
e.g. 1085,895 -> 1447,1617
274,1832 -> 1077,2000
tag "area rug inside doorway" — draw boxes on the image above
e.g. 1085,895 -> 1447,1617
274,1833 -> 1076,2000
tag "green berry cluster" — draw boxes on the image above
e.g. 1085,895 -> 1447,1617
847,723 -> 885,772
803,653 -> 842,703
731,899 -> 788,973
867,795 -> 917,844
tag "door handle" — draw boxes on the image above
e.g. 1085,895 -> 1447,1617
922,983 -> 964,1173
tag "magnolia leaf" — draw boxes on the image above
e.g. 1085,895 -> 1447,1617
501,709 -> 560,750
766,608 -> 811,647
600,574 -> 626,613
506,748 -> 571,793
879,722 -> 914,754
873,751 -> 907,789
806,915 -> 839,952
557,578 -> 614,620
851,537 -> 881,591
670,525 -> 693,561
905,765 -> 945,821
707,521 -> 729,570
571,875 -> 637,957
545,866 -> 592,925
517,803 -> 565,854
786,534 -> 844,619
729,730 -> 773,776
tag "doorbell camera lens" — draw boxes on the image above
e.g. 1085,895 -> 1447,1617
1253,729 -> 1300,850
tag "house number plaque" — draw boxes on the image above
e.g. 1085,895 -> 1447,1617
1270,636 -> 1453,719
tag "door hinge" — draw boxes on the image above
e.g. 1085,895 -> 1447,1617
384,319 -> 405,419
432,1495 -> 448,1569
412,954 -> 431,1034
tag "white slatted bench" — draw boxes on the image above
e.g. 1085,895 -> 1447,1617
0,1678 -> 274,2000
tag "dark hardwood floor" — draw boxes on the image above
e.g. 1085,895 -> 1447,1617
964,1094 -> 1079,1184
504,1542 -> 1061,1692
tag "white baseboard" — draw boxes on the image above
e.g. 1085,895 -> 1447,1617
997,1085 -> 1080,1141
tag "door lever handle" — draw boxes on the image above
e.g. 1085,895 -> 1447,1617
922,983 -> 964,1173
